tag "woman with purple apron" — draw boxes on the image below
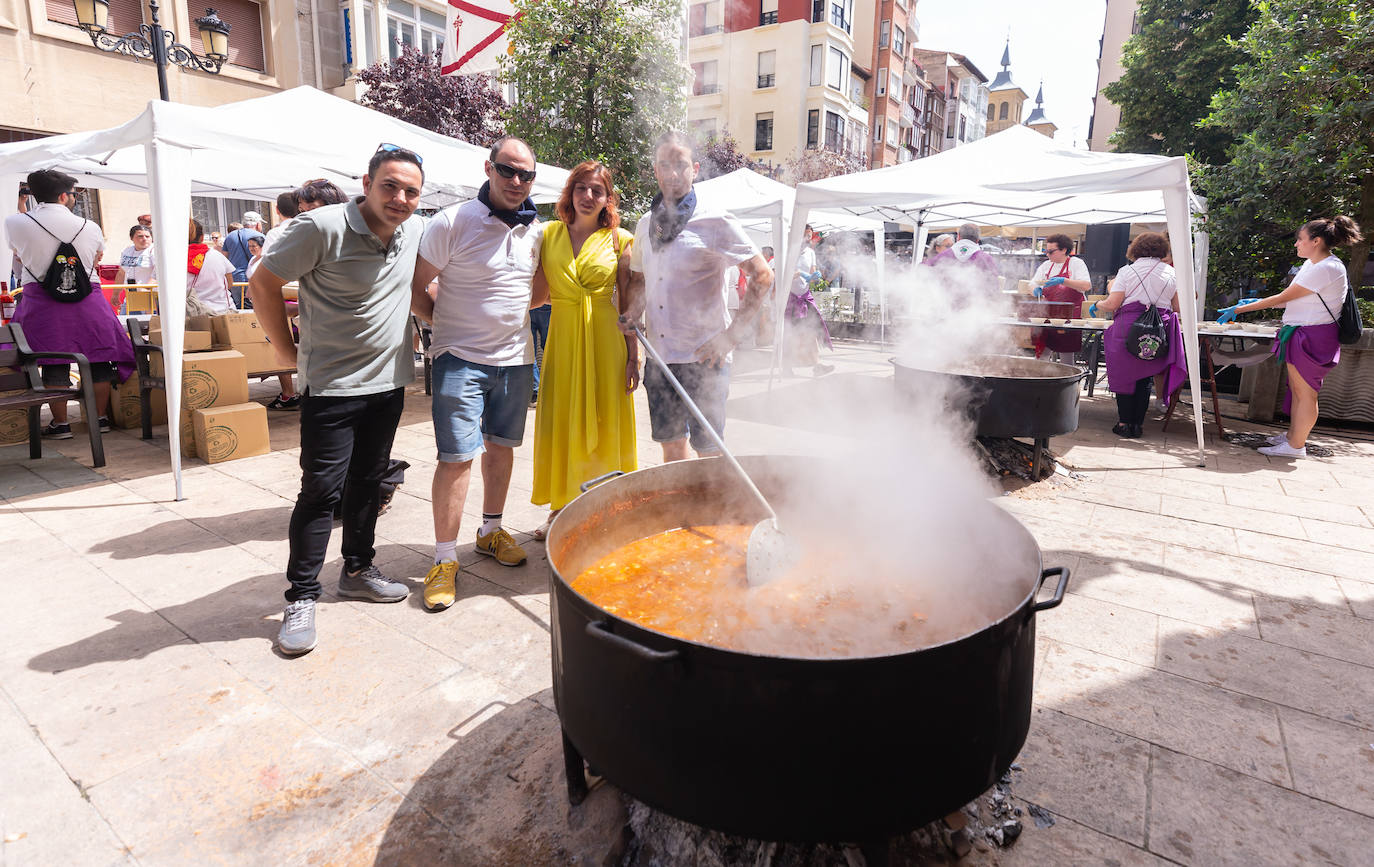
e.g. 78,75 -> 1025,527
1097,232 -> 1185,438
1228,216 -> 1363,459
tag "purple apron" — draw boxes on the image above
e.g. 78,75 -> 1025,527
784,290 -> 833,349
1104,301 -> 1186,396
1273,322 -> 1340,413
13,281 -> 135,382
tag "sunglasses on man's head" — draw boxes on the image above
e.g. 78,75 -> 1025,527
374,143 -> 424,165
492,161 -> 536,183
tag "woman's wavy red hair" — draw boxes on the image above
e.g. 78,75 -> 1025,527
556,161 -> 620,230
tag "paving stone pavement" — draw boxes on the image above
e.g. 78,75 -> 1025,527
1,344 -> 1372,866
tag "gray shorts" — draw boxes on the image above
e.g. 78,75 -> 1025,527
643,360 -> 730,454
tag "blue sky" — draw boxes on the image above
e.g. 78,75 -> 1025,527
915,0 -> 1108,147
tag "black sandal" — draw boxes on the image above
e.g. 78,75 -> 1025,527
1112,423 -> 1133,437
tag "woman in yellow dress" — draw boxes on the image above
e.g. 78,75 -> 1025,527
531,161 -> 639,537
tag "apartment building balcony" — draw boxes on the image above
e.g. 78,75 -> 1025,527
903,63 -> 919,87
899,102 -> 916,127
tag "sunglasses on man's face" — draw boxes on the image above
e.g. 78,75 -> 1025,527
492,161 -> 536,183
374,143 -> 424,166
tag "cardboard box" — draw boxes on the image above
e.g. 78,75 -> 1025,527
210,312 -> 268,346
109,377 -> 167,431
1082,294 -> 1108,319
223,340 -> 287,375
192,402 -> 270,464
150,349 -> 249,413
148,325 -> 212,352
0,390 -> 28,445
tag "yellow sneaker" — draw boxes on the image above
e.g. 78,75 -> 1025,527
423,560 -> 458,610
475,527 -> 526,566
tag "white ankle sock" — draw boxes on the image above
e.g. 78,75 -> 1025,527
480,514 -> 502,536
435,540 -> 457,564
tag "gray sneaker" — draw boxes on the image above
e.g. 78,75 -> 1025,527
337,564 -> 409,603
277,599 -> 317,656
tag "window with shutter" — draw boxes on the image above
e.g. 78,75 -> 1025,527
187,0 -> 266,71
46,0 -> 144,35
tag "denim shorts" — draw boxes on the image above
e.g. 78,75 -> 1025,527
431,353 -> 534,462
643,360 -> 730,454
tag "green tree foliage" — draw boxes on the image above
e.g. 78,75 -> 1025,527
356,46 -> 506,145
1102,0 -> 1255,165
500,0 -> 687,212
1203,0 -> 1373,296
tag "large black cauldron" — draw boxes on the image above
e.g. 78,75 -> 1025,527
547,456 -> 1068,855
892,355 -> 1086,478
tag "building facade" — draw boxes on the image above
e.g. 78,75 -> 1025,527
1087,0 -> 1138,151
910,48 -> 988,152
685,0 -> 873,180
2,0 -> 453,254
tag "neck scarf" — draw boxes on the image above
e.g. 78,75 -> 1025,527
649,188 -> 697,250
187,243 -> 209,276
478,181 -> 537,228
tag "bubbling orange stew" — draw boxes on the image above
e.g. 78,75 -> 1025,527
571,524 -> 938,658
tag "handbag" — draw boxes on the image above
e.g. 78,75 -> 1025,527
1315,289 -> 1363,345
1123,262 -> 1170,360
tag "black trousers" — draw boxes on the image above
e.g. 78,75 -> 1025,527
285,387 -> 405,602
1115,377 -> 1153,427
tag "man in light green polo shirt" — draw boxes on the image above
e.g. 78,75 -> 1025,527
250,144 -> 426,656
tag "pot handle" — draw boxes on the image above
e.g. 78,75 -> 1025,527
580,471 -> 624,493
586,621 -> 682,663
1031,566 -> 1071,612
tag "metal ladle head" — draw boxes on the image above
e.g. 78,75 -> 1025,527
629,322 -> 797,587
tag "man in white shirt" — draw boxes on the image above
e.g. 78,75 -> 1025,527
621,131 -> 774,462
4,169 -> 134,438
410,136 -> 544,611
113,224 -> 155,285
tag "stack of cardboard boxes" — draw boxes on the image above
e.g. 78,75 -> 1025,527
138,314 -> 273,463
210,312 -> 282,376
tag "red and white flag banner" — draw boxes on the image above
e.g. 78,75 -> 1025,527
442,0 -> 521,76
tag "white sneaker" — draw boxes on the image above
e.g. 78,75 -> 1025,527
1258,440 -> 1306,458
1265,433 -> 1288,446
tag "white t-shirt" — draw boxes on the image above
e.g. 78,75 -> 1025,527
1282,256 -> 1348,326
4,202 -> 104,285
420,199 -> 542,366
190,247 -> 236,314
119,243 -> 156,283
630,205 -> 759,364
1033,255 -> 1090,286
792,247 -> 818,296
1111,258 -> 1176,308
261,219 -> 291,255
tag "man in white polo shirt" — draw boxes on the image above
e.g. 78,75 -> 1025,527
410,136 -> 543,612
620,130 -> 774,462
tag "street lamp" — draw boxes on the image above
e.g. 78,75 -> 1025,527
72,0 -> 231,102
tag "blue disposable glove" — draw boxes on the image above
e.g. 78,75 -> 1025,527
1032,286 -> 1043,298
1088,303 -> 1099,318
1044,276 -> 1067,288
1216,298 -> 1260,324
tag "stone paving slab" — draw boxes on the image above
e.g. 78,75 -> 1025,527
2,345 -> 1373,866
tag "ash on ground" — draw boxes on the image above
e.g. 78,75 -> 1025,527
1224,431 -> 1334,457
617,764 -> 1046,866
976,437 -> 1083,487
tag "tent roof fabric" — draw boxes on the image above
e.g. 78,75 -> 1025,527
0,86 -> 569,207
693,168 -> 881,235
794,126 -> 1202,227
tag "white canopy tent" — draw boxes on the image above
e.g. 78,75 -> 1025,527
784,125 -> 1210,463
0,87 -> 570,500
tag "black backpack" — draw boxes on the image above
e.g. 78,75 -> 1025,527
23,214 -> 95,303
1124,262 -> 1171,360
1316,290 -> 1364,345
